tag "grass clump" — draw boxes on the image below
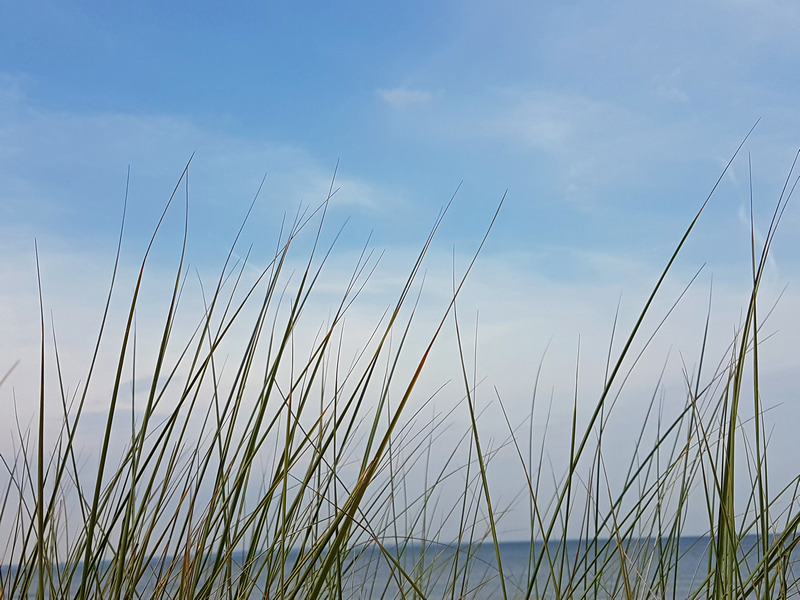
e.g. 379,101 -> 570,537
2,138 -> 800,599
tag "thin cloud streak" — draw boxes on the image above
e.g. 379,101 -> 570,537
377,87 -> 438,108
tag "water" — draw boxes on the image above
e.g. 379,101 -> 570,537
335,536 -> 797,599
4,536 -> 799,598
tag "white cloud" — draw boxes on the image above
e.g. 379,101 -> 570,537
0,81 -> 418,446
286,168 -> 401,212
443,89 -> 681,207
0,79 -> 404,249
376,87 -> 438,108
650,69 -> 690,104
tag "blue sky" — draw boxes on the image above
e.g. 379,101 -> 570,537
2,1 -> 800,539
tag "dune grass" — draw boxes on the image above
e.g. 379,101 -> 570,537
1,141 -> 800,599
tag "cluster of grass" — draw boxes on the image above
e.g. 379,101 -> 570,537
1,140 -> 800,599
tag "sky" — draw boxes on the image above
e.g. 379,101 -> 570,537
1,1 -> 800,541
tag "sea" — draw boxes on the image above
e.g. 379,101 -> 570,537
3,535 -> 799,599
331,536 -> 799,599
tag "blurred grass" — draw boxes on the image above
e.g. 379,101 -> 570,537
2,140 -> 800,599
